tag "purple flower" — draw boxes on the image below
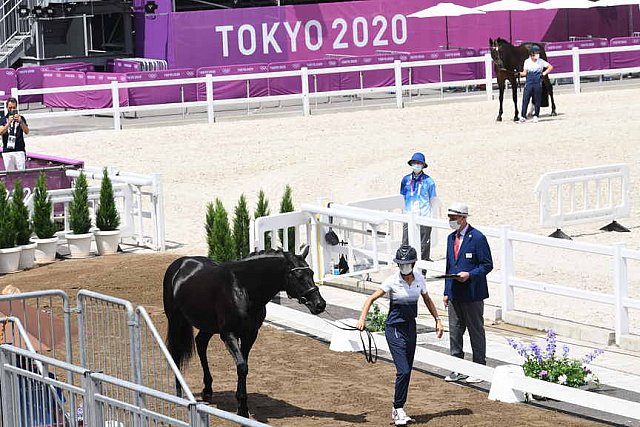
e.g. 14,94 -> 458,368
529,342 -> 543,363
582,348 -> 604,364
545,329 -> 557,358
507,337 -> 528,358
539,370 -> 548,378
562,345 -> 570,358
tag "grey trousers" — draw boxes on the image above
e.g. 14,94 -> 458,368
402,223 -> 432,261
448,300 -> 486,365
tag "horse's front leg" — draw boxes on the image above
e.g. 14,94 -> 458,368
510,77 -> 520,121
496,79 -> 505,122
195,331 -> 214,401
222,332 -> 250,418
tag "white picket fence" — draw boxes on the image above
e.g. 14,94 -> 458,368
9,44 -> 640,130
251,197 -> 640,346
25,167 -> 166,251
534,163 -> 631,232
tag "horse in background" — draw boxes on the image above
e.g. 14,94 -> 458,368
163,246 -> 326,418
489,38 -> 558,121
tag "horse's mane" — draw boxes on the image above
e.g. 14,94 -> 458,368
243,248 -> 289,261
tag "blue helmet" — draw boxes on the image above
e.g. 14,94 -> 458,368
529,45 -> 541,54
408,152 -> 427,166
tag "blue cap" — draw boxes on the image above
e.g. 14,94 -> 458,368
408,152 -> 427,166
529,45 -> 540,53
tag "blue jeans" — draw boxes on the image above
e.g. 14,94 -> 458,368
385,322 -> 417,408
522,82 -> 542,118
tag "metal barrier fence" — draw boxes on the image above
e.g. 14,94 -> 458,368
0,344 -> 272,427
9,44 -> 640,129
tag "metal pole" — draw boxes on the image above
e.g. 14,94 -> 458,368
82,14 -> 89,56
571,47 -> 581,94
394,60 -> 403,109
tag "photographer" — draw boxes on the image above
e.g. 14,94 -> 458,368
0,97 -> 30,171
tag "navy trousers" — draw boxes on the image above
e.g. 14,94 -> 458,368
385,321 -> 417,409
521,82 -> 542,118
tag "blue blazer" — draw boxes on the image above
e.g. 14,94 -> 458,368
445,225 -> 493,302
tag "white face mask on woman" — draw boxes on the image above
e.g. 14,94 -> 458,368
399,264 -> 413,275
411,164 -> 423,174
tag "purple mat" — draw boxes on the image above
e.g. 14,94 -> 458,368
127,68 -> 197,106
85,72 -> 130,108
0,69 -> 17,101
610,37 -> 640,69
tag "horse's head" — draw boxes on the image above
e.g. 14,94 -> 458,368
489,37 -> 506,70
283,246 -> 326,315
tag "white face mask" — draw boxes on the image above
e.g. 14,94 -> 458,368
449,220 -> 460,230
399,264 -> 413,275
411,164 -> 423,174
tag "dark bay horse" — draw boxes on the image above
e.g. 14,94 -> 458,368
163,246 -> 326,417
489,37 -> 557,121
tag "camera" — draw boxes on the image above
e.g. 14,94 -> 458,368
7,110 -> 17,116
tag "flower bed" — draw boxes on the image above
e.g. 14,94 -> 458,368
507,330 -> 603,388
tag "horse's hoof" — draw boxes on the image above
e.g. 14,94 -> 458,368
238,410 -> 250,418
496,116 -> 502,122
202,390 -> 213,402
551,111 -> 558,117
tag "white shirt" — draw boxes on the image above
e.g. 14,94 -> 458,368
523,57 -> 550,74
380,270 -> 428,324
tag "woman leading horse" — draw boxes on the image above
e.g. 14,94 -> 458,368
489,38 -> 557,122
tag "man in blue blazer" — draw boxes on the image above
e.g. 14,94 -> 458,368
443,203 -> 493,383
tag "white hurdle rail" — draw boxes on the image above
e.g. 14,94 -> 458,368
534,164 -> 631,233
252,197 -> 640,345
10,43 -> 640,129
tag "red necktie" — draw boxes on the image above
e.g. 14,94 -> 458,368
454,232 -> 461,260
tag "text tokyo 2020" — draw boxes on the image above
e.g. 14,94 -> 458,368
214,14 -> 408,57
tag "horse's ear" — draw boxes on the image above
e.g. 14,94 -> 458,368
301,245 -> 310,260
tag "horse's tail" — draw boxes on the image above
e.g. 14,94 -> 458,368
163,258 -> 195,369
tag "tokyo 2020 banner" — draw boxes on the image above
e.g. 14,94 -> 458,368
163,0 -> 632,68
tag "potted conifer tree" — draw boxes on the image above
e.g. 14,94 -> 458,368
11,180 -> 36,270
94,168 -> 121,255
31,173 -> 59,263
66,171 -> 93,258
0,181 -> 21,273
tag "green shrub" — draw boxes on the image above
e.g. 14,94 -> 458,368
206,198 -> 234,263
232,194 -> 250,259
0,182 -> 16,248
32,173 -> 57,239
95,168 -> 120,231
254,190 -> 271,249
366,304 -> 387,332
278,185 -> 295,251
11,180 -> 32,246
69,172 -> 92,234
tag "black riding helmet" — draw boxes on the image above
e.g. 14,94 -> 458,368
393,245 -> 418,264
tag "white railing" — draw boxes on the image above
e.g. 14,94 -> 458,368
252,198 -> 640,345
534,164 -> 631,232
27,167 -> 166,251
10,44 -> 640,130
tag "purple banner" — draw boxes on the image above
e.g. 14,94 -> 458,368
0,69 -> 17,101
16,67 -> 44,103
113,59 -> 142,73
127,68 -> 197,106
165,0 -> 635,69
545,39 -> 610,73
610,37 -> 640,69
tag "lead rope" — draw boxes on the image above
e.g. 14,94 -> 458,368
322,309 -> 378,364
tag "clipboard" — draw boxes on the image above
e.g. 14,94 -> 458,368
433,274 -> 461,279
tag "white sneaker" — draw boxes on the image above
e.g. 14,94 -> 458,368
518,117 -> 526,123
465,376 -> 483,384
532,116 -> 539,123
444,372 -> 468,382
392,408 -> 413,425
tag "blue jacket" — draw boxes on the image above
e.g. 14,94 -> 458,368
444,225 -> 493,302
